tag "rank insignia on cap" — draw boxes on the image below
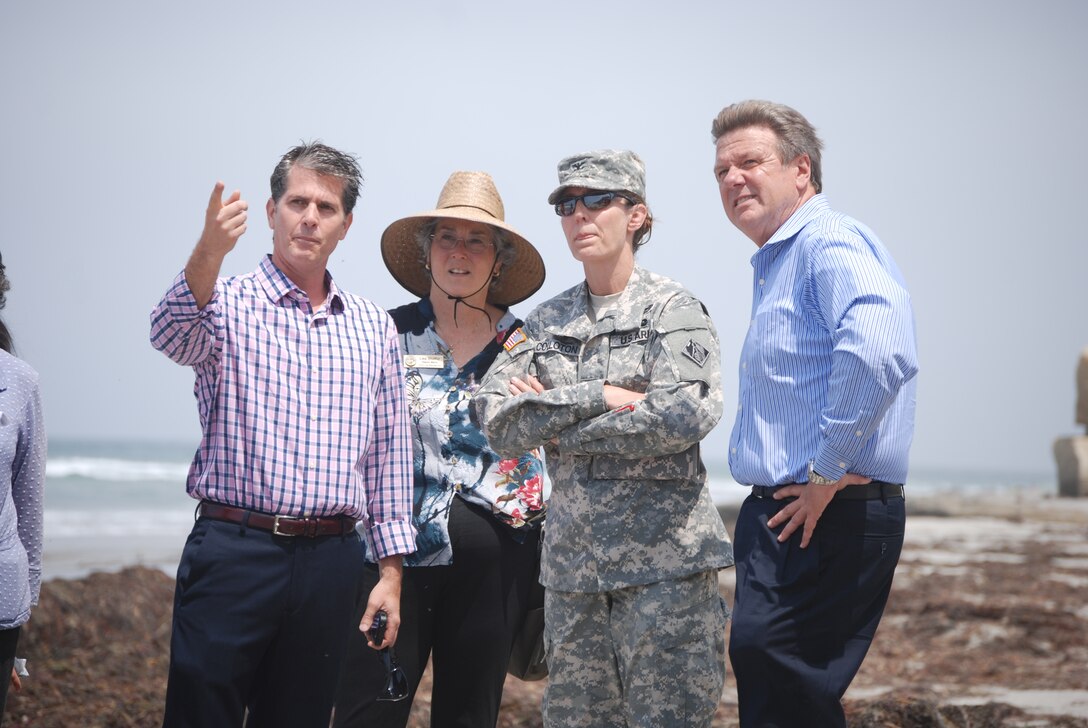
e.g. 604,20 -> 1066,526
682,339 -> 710,367
504,327 -> 528,352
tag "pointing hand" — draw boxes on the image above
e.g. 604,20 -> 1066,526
199,181 -> 248,256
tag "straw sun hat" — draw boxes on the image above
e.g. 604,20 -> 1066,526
380,172 -> 545,307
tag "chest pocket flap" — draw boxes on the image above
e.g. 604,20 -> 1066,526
590,445 -> 702,481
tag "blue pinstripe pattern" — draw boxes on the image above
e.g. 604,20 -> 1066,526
150,256 -> 415,559
728,195 -> 918,487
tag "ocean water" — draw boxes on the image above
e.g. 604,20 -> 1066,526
46,439 -> 196,532
44,439 -> 197,579
41,438 -> 1058,579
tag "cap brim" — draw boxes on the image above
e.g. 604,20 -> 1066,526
547,178 -> 637,205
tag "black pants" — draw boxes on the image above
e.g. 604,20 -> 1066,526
333,497 -> 540,728
729,492 -> 905,728
0,626 -> 20,726
162,517 -> 365,728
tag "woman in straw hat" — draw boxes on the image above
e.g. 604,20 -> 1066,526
333,172 -> 547,728
474,151 -> 733,727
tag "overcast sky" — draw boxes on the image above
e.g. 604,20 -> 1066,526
2,0 -> 1085,476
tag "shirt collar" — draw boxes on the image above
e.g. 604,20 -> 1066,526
416,296 -> 436,323
605,265 -> 652,329
494,308 -> 517,336
754,193 -> 829,262
572,265 -> 652,332
326,277 -> 345,314
257,255 -> 343,313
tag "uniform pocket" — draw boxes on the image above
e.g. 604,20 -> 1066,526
590,445 -> 700,481
623,573 -> 727,727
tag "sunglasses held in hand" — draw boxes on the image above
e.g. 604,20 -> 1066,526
368,611 -> 409,702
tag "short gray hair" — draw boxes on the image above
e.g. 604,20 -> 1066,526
711,100 -> 824,193
270,141 -> 363,214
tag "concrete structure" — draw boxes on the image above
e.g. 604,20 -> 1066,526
1054,348 -> 1088,497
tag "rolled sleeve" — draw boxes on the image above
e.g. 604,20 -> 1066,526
359,320 -> 416,560
808,227 -> 919,478
149,271 -> 219,366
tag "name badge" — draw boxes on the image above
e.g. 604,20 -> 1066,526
404,354 -> 446,369
610,328 -> 650,348
534,340 -> 580,356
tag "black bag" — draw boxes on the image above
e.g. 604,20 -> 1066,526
507,529 -> 547,681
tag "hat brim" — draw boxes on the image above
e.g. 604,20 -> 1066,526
381,205 -> 545,307
547,179 -> 642,205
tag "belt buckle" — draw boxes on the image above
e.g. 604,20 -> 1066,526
272,515 -> 299,537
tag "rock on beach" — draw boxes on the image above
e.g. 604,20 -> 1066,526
6,491 -> 1088,727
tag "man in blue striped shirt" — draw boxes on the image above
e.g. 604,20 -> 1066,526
150,143 -> 415,728
712,101 -> 918,727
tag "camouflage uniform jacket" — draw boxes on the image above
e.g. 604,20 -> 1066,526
475,266 -> 734,592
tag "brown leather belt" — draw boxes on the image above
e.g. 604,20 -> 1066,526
751,481 -> 904,501
199,502 -> 356,538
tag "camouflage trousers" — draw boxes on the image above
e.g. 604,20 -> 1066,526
542,569 -> 729,728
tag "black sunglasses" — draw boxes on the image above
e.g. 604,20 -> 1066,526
368,611 -> 410,702
553,191 -> 632,217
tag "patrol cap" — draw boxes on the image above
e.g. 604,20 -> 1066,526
547,149 -> 646,204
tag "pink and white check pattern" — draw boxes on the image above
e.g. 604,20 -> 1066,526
150,256 -> 415,559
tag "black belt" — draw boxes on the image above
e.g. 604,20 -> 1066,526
751,481 -> 903,501
199,501 -> 356,538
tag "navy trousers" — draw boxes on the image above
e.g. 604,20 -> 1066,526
162,516 -> 365,728
728,491 -> 905,728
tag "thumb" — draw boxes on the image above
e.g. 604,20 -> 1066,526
208,181 -> 226,211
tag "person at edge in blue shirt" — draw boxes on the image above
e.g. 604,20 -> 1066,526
0,252 -> 46,725
711,100 -> 918,728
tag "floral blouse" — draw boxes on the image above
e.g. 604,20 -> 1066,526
371,299 -> 546,567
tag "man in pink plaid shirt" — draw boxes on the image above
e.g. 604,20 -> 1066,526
150,142 -> 415,728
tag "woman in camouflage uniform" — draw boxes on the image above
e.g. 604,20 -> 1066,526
475,151 -> 733,728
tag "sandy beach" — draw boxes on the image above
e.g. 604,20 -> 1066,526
8,490 -> 1088,727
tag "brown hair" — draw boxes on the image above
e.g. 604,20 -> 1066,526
629,197 -> 654,252
711,100 -> 824,193
270,141 -> 363,214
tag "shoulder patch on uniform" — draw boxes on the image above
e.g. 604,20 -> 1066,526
503,327 -> 528,352
682,339 -> 710,367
